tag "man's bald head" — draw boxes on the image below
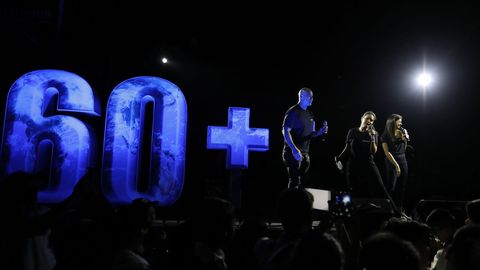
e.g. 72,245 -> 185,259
298,87 -> 314,108
298,87 -> 313,98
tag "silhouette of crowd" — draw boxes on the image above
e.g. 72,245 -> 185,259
1,170 -> 480,270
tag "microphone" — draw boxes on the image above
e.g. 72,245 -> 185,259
367,124 -> 376,135
334,156 -> 343,171
322,120 -> 328,141
322,120 -> 328,133
400,126 -> 410,141
313,120 -> 328,140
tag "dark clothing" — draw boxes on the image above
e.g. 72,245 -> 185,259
282,151 -> 310,188
282,104 -> 315,188
282,105 -> 315,153
346,158 -> 385,198
345,128 -> 378,161
380,133 -> 407,156
384,154 -> 408,210
381,133 -> 409,210
342,128 -> 386,198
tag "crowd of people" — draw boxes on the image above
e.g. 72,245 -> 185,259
1,170 -> 480,270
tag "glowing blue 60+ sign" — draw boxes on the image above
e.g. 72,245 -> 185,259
1,70 -> 187,205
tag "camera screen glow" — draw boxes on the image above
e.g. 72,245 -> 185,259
342,195 -> 351,204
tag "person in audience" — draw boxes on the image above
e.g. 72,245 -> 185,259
186,196 -> 235,270
255,188 -> 314,270
465,198 -> 480,224
426,208 -> 457,270
0,171 -> 56,270
110,198 -> 157,270
359,232 -> 421,270
382,217 -> 433,269
286,230 -> 344,270
227,216 -> 269,270
445,224 -> 480,270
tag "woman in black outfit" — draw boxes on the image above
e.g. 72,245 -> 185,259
381,114 -> 409,213
335,111 -> 386,198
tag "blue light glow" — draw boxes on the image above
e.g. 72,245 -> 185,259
207,107 -> 269,169
102,76 -> 187,205
0,70 -> 100,203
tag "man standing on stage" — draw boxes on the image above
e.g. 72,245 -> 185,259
282,87 -> 328,189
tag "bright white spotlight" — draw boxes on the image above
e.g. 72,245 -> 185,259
161,57 -> 168,64
416,72 -> 433,88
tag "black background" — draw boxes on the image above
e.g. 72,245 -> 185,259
1,1 -> 480,214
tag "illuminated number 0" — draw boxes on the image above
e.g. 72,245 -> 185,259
102,76 -> 187,205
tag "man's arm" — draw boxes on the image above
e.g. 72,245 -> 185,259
282,126 -> 302,161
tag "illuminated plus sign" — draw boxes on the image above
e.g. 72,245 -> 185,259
207,107 -> 269,169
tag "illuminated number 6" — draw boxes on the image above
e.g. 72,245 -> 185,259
0,70 -> 100,203
102,77 -> 187,205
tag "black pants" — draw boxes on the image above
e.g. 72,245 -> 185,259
282,151 -> 310,189
346,158 -> 387,199
385,154 -> 408,211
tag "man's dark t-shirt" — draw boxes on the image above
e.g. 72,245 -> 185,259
282,104 -> 314,153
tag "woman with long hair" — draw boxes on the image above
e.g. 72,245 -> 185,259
381,114 -> 410,213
